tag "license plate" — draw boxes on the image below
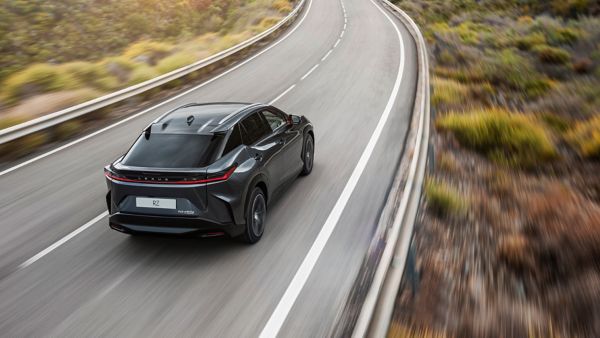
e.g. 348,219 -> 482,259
136,197 -> 176,210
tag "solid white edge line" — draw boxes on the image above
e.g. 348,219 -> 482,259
321,49 -> 333,62
269,85 -> 296,105
300,64 -> 319,81
18,211 -> 108,269
0,0 -> 314,178
258,0 -> 406,335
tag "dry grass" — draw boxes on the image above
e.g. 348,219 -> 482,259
391,1 -> 600,336
431,77 -> 469,108
436,108 -> 557,168
567,116 -> 600,158
425,177 -> 467,218
388,322 -> 448,338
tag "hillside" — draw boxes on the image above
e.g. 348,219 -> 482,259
389,0 -> 600,337
0,0 -> 292,126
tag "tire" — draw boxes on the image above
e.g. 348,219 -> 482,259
300,134 -> 314,176
240,187 -> 267,244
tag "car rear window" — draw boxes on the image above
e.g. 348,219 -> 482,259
122,133 -> 223,168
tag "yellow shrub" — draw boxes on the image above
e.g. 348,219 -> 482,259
60,61 -> 118,91
432,77 -> 469,107
258,17 -> 280,30
532,45 -> 571,64
437,108 -> 557,167
425,177 -> 467,217
567,116 -> 600,158
127,65 -> 159,85
0,116 -> 27,130
155,52 -> 197,74
1,64 -> 80,103
272,0 -> 292,13
123,41 -> 174,60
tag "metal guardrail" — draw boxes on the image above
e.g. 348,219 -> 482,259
0,0 -> 306,145
352,0 -> 431,337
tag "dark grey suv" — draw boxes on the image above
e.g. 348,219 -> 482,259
104,102 -> 314,243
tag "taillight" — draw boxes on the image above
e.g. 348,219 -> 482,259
104,165 -> 236,185
204,165 -> 237,183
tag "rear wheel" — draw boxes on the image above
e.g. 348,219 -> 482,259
300,134 -> 314,176
241,187 -> 266,244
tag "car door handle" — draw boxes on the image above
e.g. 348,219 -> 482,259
254,153 -> 263,161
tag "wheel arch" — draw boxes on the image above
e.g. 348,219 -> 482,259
245,173 -> 269,213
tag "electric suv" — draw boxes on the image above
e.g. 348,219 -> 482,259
104,102 -> 314,243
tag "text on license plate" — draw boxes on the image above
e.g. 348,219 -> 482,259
136,197 -> 176,209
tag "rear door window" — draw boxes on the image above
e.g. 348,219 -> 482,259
122,133 -> 223,168
222,124 -> 243,155
240,112 -> 271,145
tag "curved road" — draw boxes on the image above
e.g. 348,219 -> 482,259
0,0 -> 417,336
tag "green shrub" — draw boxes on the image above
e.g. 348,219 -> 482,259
55,120 -> 82,140
425,178 -> 467,217
515,32 -> 547,50
540,113 -> 571,133
101,57 -> 138,72
272,0 -> 292,13
61,62 -> 106,81
208,32 -> 250,52
567,116 -> 600,158
552,0 -> 590,18
16,132 -> 49,157
431,21 -> 481,45
533,18 -> 581,45
436,108 -> 557,167
455,22 -> 481,45
1,64 -> 80,103
0,116 -> 27,130
482,49 -> 552,97
127,65 -> 159,85
60,61 -> 118,91
100,57 -> 140,83
155,52 -> 197,74
258,17 -> 280,30
432,77 -> 469,107
438,49 -> 456,65
532,45 -> 571,64
123,41 -> 173,60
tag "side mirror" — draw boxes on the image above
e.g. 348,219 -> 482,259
290,115 -> 302,125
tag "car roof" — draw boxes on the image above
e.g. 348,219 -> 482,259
148,102 -> 267,135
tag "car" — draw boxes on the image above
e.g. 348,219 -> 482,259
104,102 -> 314,243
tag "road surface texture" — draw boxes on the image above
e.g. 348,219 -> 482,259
0,0 -> 417,336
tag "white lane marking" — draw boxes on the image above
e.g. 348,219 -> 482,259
269,85 -> 296,105
321,49 -> 333,61
18,211 -> 108,269
14,0 -> 343,272
300,64 -> 320,81
258,0 -> 406,335
340,30 -> 345,38
334,39 -> 341,48
343,23 -> 347,30
0,0 -> 315,178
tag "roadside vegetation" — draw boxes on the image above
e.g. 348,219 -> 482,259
391,0 -> 600,337
0,0 -> 292,128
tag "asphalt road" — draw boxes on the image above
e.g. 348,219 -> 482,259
0,0 -> 417,336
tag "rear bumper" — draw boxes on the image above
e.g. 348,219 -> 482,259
109,212 -> 245,237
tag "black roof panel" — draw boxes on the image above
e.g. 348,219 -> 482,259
151,103 -> 255,134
